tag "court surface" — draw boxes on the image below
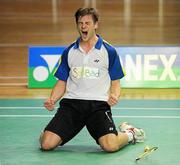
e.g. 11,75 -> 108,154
0,99 -> 180,165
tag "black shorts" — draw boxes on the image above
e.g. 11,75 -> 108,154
44,98 -> 118,145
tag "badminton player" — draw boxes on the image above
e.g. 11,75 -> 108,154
40,7 -> 145,152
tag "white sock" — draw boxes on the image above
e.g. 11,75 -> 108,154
126,131 -> 134,142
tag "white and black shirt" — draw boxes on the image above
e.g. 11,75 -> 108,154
54,35 -> 125,101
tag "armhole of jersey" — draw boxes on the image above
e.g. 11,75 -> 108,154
103,41 -> 125,80
54,43 -> 75,80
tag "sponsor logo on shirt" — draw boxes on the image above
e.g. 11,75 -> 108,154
72,66 -> 99,79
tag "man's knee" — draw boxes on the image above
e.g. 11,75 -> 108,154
101,142 -> 119,152
99,134 -> 120,152
39,131 -> 62,151
40,141 -> 57,151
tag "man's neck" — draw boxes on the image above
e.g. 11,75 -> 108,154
80,35 -> 98,53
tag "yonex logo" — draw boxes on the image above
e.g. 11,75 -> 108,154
33,55 -> 61,82
109,127 -> 114,131
120,54 -> 178,81
94,59 -> 99,63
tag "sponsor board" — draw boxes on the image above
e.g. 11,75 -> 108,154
28,46 -> 180,88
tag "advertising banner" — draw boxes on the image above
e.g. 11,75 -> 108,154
28,46 -> 64,88
117,47 -> 180,88
28,46 -> 180,88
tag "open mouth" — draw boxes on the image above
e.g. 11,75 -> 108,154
81,31 -> 88,38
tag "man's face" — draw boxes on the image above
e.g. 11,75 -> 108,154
77,15 -> 98,42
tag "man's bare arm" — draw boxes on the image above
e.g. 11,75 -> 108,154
107,79 -> 121,106
44,80 -> 66,111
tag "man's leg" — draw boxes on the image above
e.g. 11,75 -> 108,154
98,122 -> 145,152
98,132 -> 129,152
39,99 -> 87,151
40,131 -> 62,151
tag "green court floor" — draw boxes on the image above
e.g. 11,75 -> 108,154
0,99 -> 180,165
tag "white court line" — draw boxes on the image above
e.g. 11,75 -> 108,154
113,107 -> 180,110
0,115 -> 179,119
0,107 -> 180,110
0,107 -> 45,109
0,115 -> 52,117
113,115 -> 180,119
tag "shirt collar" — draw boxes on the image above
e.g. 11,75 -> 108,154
73,35 -> 103,50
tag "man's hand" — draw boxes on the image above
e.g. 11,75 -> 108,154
107,93 -> 119,106
44,98 -> 55,111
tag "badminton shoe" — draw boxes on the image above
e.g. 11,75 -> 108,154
119,122 -> 145,144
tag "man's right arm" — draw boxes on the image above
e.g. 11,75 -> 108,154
44,80 -> 66,111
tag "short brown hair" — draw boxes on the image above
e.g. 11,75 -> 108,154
74,8 -> 99,24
